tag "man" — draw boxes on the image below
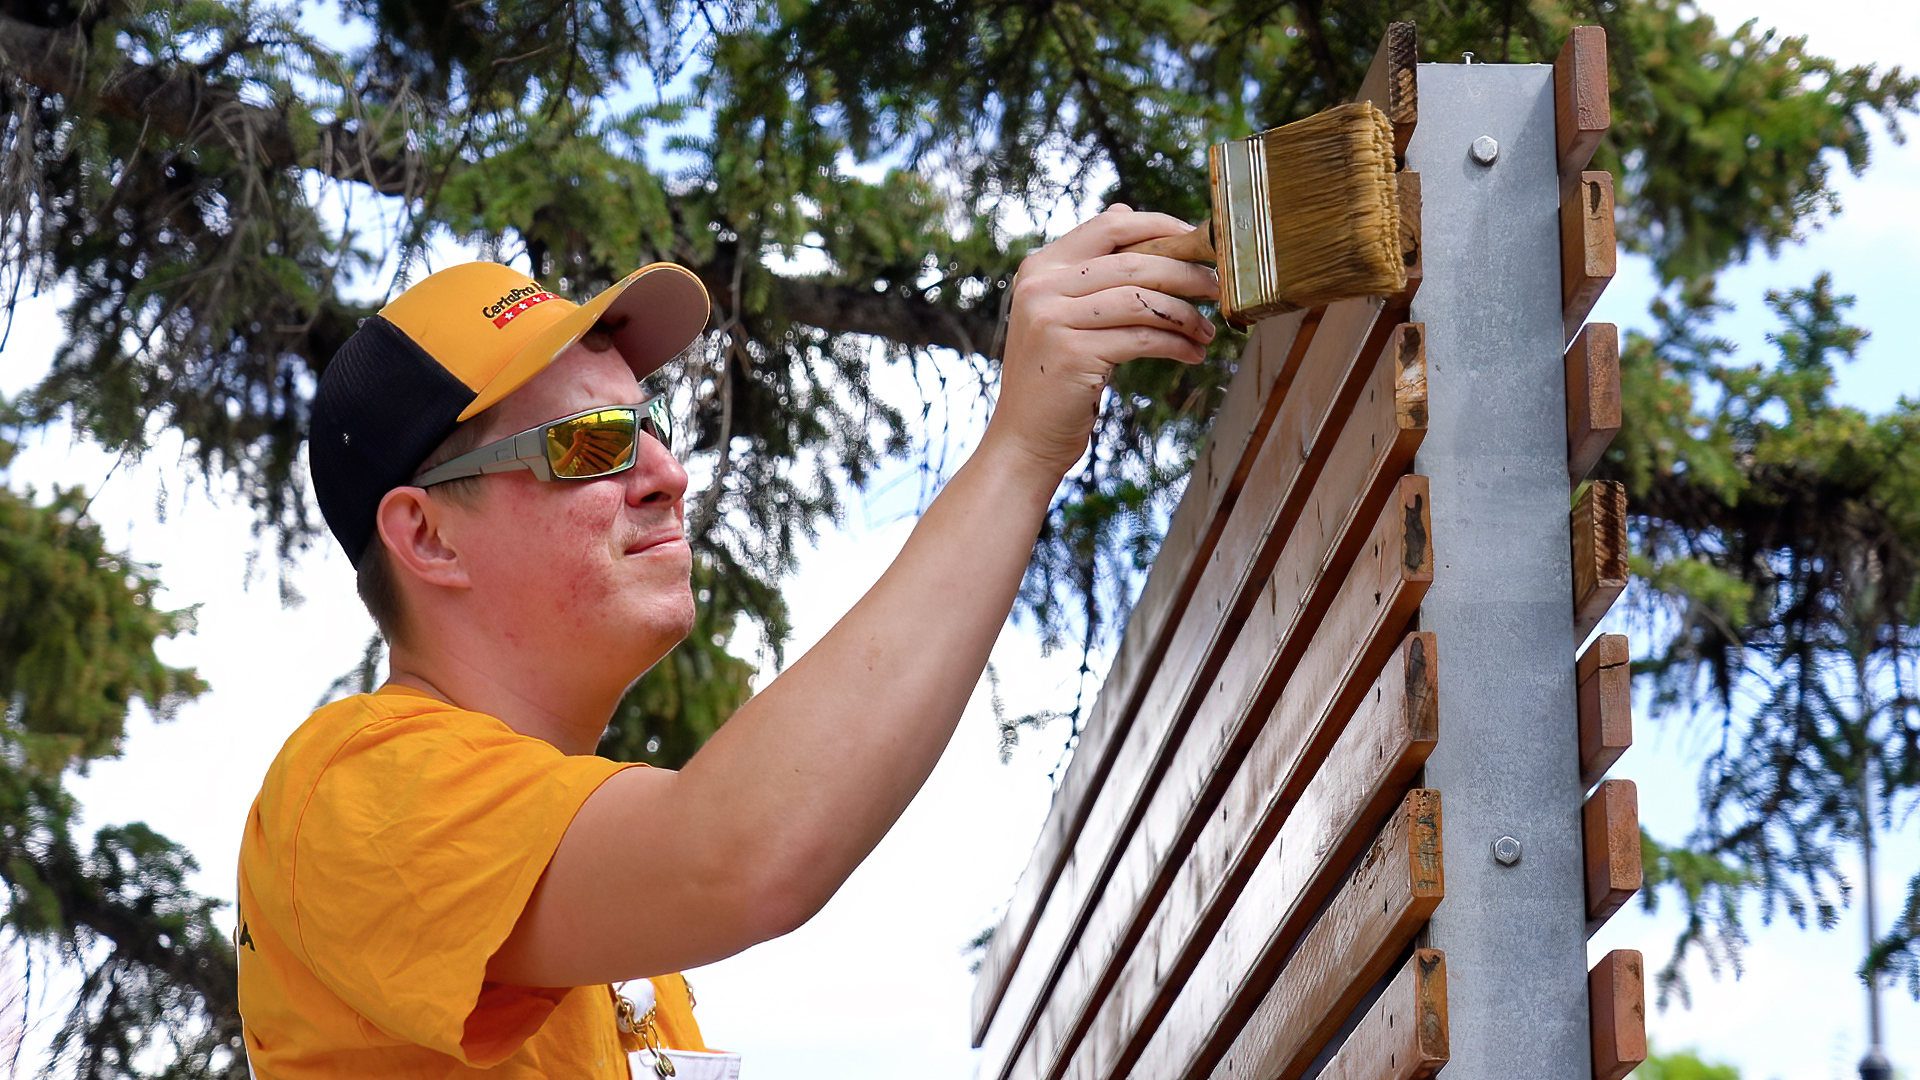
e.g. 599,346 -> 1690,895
234,206 -> 1218,1077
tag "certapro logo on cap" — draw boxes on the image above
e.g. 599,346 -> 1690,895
485,285 -> 561,328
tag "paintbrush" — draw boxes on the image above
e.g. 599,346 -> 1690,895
1122,101 -> 1404,326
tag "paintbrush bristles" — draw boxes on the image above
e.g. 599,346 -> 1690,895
1213,101 -> 1403,325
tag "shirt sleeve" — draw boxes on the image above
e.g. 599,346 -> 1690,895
286,707 -> 634,1065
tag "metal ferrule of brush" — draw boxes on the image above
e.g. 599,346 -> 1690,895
1210,136 -> 1285,327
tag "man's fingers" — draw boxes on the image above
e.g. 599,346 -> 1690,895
1037,206 -> 1197,263
1080,325 -> 1211,366
1045,286 -> 1216,344
1057,252 -> 1220,302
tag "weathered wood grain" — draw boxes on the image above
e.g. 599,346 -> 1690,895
1577,633 -> 1632,789
1572,479 -> 1628,640
1317,949 -> 1449,1080
1060,631 -> 1437,1080
1560,170 -> 1617,342
1193,790 -> 1445,1080
977,301 -> 1395,1076
1565,322 -> 1621,487
1554,26 -> 1611,178
1356,22 -> 1419,163
1583,779 -> 1641,932
1589,949 -> 1648,1080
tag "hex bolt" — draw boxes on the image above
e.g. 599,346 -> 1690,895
1470,135 -> 1500,166
1492,835 -> 1522,866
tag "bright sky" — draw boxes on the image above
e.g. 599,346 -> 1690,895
2,3 -> 1918,1077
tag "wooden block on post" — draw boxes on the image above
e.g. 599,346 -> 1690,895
1356,22 -> 1419,163
1589,949 -> 1647,1080
1560,170 -> 1616,342
1577,633 -> 1632,789
1583,779 -> 1641,931
1393,172 -> 1423,313
1565,323 -> 1621,487
1571,479 -> 1627,640
1318,949 -> 1449,1080
1554,26 -> 1611,178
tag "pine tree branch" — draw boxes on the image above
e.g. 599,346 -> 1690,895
0,10 -> 419,195
769,277 -> 1001,356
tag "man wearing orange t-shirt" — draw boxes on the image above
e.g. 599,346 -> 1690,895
234,206 -> 1218,1077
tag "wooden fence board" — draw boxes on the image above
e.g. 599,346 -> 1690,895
1583,779 -> 1641,932
1062,632 -> 1437,1080
1564,322 -> 1621,487
1194,790 -> 1445,1080
1317,949 -> 1449,1080
1577,633 -> 1632,789
1553,26 -> 1610,178
971,306 -> 1321,1040
1012,338 -> 1429,1080
1572,479 -> 1628,640
1100,483 -> 1434,1080
1589,949 -> 1648,1080
1560,170 -> 1616,342
978,299 -> 1392,1075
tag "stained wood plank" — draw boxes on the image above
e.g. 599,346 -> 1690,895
977,299 -> 1395,1076
1589,949 -> 1648,1080
1577,633 -> 1632,789
1317,949 -> 1449,1080
1087,483 -> 1434,1080
1395,172 -> 1423,307
1059,632 -> 1437,1080
1017,346 -> 1429,1080
1356,22 -> 1419,163
970,306 -> 1321,1041
1554,26 -> 1611,178
1565,322 -> 1621,487
1561,170 -> 1617,342
1196,790 -> 1445,1080
1583,779 -> 1641,931
1572,479 -> 1628,640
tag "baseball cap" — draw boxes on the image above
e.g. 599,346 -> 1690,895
310,261 -> 711,566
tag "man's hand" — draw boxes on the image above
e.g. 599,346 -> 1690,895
990,205 -> 1221,481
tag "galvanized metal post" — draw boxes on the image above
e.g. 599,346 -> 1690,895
1407,63 -> 1594,1080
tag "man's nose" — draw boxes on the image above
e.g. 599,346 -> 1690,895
625,428 -> 688,508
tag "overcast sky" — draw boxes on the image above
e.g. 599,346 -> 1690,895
2,3 -> 1918,1077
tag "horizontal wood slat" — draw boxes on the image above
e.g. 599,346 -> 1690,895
1572,479 -> 1628,640
1577,633 -> 1632,790
1564,322 -> 1621,487
1063,632 -> 1437,1080
978,301 -> 1398,1077
1560,170 -> 1617,342
1583,778 -> 1641,932
1553,26 -> 1610,178
1589,949 -> 1648,1080
1318,949 -> 1449,1080
1199,790 -> 1445,1080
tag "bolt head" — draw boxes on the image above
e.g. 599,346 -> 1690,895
1470,135 -> 1500,166
1492,835 -> 1522,866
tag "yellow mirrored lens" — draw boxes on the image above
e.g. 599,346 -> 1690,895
546,409 -> 638,478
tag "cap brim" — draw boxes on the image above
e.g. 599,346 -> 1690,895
457,263 -> 711,421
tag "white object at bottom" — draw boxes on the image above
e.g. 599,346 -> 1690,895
629,1047 -> 743,1080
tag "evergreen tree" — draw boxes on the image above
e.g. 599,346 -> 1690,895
0,0 -> 1914,1072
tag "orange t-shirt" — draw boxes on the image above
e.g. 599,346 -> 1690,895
236,686 -> 702,1078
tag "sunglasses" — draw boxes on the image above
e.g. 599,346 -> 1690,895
411,397 -> 672,488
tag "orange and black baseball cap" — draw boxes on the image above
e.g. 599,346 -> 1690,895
310,261 -> 711,566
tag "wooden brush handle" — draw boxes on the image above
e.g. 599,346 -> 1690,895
1117,219 -> 1216,264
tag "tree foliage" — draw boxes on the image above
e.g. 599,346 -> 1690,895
1611,276 -> 1920,1002
0,0 -> 1916,1070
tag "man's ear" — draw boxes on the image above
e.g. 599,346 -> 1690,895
374,487 -> 470,590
